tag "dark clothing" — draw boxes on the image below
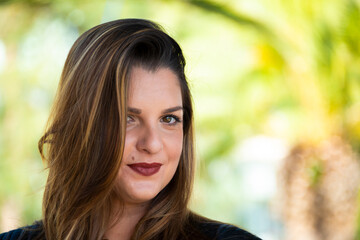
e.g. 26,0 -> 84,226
0,221 -> 261,240
0,222 -> 43,240
198,221 -> 261,240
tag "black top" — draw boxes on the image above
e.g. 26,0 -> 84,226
0,221 -> 261,240
0,222 -> 43,240
197,221 -> 261,240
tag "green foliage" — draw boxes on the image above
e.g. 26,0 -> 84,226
1,0 -> 360,237
307,158 -> 323,187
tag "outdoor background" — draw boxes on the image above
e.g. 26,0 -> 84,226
1,0 -> 360,239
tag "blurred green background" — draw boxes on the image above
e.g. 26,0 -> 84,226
1,0 -> 360,239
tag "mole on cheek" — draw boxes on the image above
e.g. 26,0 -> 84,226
131,156 -> 135,161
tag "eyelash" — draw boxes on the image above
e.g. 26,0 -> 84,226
126,114 -> 182,125
161,114 -> 182,125
127,115 -> 135,123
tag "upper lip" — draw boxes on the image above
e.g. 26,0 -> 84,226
127,162 -> 162,168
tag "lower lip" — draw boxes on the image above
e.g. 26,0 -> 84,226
128,163 -> 162,176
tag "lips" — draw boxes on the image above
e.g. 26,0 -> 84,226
128,163 -> 162,176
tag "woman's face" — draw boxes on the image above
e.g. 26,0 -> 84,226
116,66 -> 183,206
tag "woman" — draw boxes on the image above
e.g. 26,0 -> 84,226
0,19 -> 260,240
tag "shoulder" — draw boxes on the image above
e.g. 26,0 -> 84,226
188,213 -> 261,240
198,221 -> 262,240
0,221 -> 44,240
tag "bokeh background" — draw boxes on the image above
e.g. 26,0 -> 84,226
1,0 -> 360,239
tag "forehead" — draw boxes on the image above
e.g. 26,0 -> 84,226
127,67 -> 182,107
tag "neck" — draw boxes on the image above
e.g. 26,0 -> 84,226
104,201 -> 148,240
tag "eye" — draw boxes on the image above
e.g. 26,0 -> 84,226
127,115 -> 135,124
161,115 -> 181,125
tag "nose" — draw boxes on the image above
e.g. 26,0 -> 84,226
136,124 -> 163,154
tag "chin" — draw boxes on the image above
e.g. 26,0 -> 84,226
124,184 -> 163,204
126,192 -> 157,205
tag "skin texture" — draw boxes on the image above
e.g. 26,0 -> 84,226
106,67 -> 184,239
117,66 -> 184,207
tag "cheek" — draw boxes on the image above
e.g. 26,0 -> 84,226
163,133 -> 183,188
166,131 -> 183,163
122,132 -> 137,159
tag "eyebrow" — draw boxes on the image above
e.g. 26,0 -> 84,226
162,106 -> 183,114
127,106 -> 183,115
128,107 -> 141,114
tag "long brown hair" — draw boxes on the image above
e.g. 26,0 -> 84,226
38,19 -> 195,240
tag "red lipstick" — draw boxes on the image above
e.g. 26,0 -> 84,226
128,163 -> 162,176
